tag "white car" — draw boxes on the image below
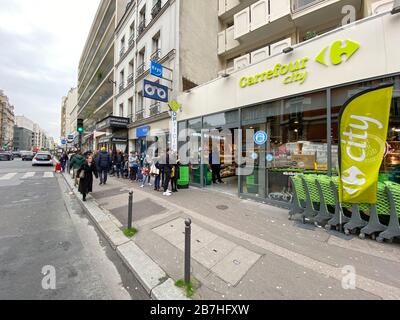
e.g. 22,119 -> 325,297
32,152 -> 54,166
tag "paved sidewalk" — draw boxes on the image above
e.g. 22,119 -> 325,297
88,175 -> 400,300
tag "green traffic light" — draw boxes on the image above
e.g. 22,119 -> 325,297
78,128 -> 84,134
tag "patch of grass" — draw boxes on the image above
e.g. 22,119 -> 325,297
175,279 -> 195,298
123,227 -> 138,238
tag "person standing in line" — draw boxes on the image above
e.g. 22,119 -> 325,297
140,161 -> 151,188
96,147 -> 112,185
171,153 -> 181,193
77,155 -> 98,201
114,150 -> 124,179
151,155 -> 161,192
161,149 -> 173,196
69,151 -> 85,187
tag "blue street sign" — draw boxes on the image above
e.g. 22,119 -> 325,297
254,131 -> 268,145
61,139 -> 67,145
251,152 -> 258,160
150,61 -> 163,78
143,79 -> 169,103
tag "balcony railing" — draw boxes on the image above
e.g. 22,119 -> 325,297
149,102 -> 161,117
128,34 -> 135,48
95,90 -> 113,109
136,63 -> 145,77
127,73 -> 134,85
138,19 -> 146,37
151,0 -> 162,18
291,0 -> 326,13
150,49 -> 161,62
136,109 -> 144,121
119,82 -> 124,93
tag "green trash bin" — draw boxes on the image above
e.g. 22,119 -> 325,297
178,165 -> 189,189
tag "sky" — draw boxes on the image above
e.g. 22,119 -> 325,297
0,0 -> 100,141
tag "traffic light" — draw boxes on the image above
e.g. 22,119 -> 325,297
77,119 -> 84,134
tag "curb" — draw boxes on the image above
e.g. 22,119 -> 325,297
61,173 -> 188,300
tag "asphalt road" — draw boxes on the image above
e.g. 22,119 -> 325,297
0,158 -> 149,300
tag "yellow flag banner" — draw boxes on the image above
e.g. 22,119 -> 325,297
339,84 -> 393,204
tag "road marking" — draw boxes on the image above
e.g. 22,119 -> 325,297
0,173 -> 17,181
43,172 -> 54,178
21,172 -> 35,179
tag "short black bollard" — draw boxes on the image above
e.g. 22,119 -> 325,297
128,191 -> 133,230
184,218 -> 192,284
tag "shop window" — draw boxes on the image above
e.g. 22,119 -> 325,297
240,91 -> 327,202
331,76 -> 400,183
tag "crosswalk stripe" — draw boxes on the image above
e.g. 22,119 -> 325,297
21,172 -> 35,179
0,173 -> 18,180
43,172 -> 54,178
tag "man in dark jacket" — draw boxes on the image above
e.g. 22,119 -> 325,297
70,151 -> 86,187
113,150 -> 124,178
96,147 -> 112,185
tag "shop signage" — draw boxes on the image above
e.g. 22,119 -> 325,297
143,80 -> 169,103
266,154 -> 274,162
150,61 -> 163,78
96,116 -> 130,131
136,126 -> 150,138
254,131 -> 268,145
168,100 -> 182,112
171,112 -> 178,152
339,84 -> 393,204
239,39 -> 360,89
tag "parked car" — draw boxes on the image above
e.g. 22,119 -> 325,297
12,151 -> 22,158
21,151 -> 35,161
0,151 -> 13,161
32,152 -> 53,166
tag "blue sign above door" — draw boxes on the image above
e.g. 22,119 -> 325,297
136,126 -> 150,138
150,61 -> 163,78
143,79 -> 169,103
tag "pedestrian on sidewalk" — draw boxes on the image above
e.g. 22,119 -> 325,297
96,147 -> 112,185
113,150 -> 124,178
69,151 -> 85,187
140,156 -> 151,188
209,146 -> 224,184
151,156 -> 161,191
128,151 -> 139,181
77,155 -> 98,202
161,149 -> 173,196
171,153 -> 181,193
60,152 -> 69,173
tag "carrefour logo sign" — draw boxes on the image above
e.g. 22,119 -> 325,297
239,39 -> 360,89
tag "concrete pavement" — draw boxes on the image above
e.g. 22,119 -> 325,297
82,172 -> 400,300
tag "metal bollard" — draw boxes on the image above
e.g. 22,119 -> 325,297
128,191 -> 133,229
184,218 -> 192,284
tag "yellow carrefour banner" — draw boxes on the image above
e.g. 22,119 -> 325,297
339,84 -> 393,204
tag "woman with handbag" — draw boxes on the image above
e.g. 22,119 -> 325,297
77,155 -> 99,202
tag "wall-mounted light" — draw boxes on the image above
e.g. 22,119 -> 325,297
392,0 -> 400,14
221,73 -> 230,78
282,46 -> 294,54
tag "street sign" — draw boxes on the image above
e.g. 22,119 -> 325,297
61,139 -> 67,145
143,80 -> 169,103
150,61 -> 163,78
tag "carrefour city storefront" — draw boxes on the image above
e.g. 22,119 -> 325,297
177,11 -> 400,208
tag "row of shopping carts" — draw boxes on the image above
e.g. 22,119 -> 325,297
289,174 -> 400,243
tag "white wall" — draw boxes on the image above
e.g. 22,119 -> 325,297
177,12 -> 400,121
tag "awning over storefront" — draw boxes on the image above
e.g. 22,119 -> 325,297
96,116 -> 130,132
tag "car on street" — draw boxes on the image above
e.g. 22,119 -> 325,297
0,151 -> 13,161
32,152 -> 54,166
21,151 -> 35,161
12,151 -> 22,158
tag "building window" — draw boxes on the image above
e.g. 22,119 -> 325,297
120,36 -> 125,58
138,6 -> 146,36
151,31 -> 161,61
119,69 -> 125,92
119,103 -> 124,117
129,21 -> 135,47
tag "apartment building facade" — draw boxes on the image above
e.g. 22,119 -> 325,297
89,0 -> 219,154
174,0 -> 400,207
0,90 -> 15,151
60,88 -> 78,140
15,115 -> 49,151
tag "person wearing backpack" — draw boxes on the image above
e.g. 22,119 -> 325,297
69,151 -> 85,187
